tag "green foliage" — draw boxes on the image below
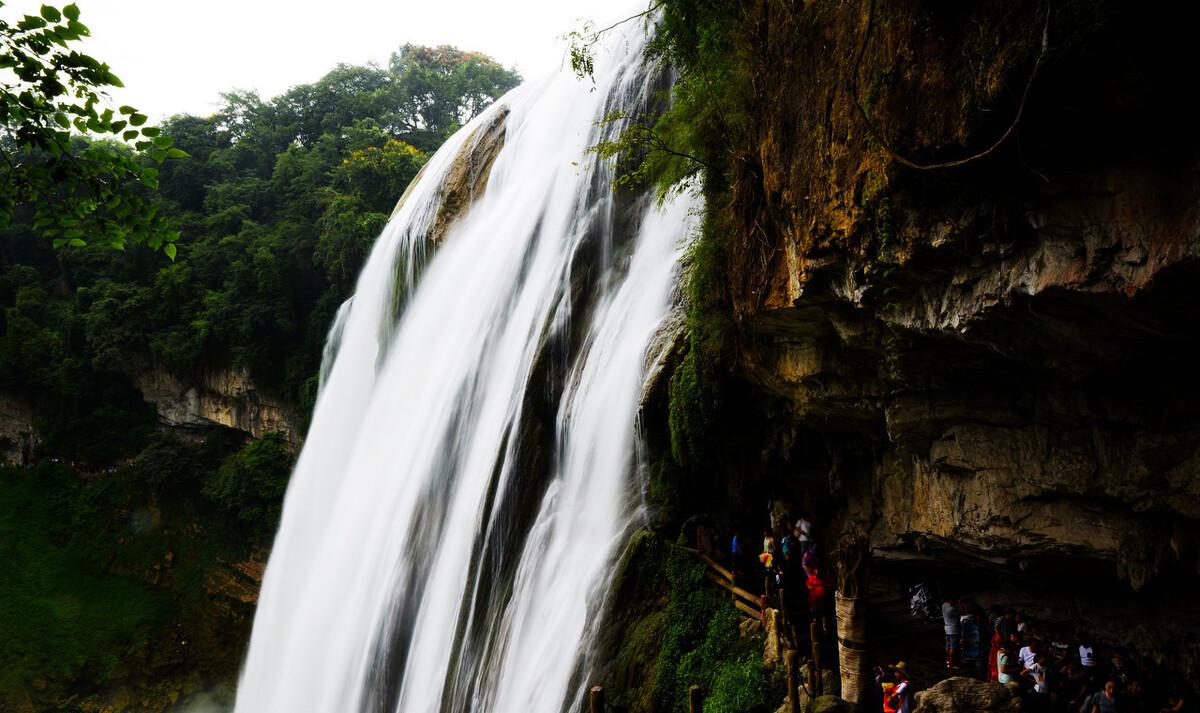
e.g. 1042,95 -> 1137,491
578,1 -> 751,200
0,463 -> 172,696
203,432 -> 295,543
652,550 -> 773,713
0,45 -> 516,440
127,431 -> 201,490
389,44 -> 521,150
0,1 -> 182,253
667,208 -> 735,468
0,431 -> 273,705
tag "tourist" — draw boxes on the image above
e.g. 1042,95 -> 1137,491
998,638 -> 1023,687
961,607 -> 983,671
883,663 -> 912,713
1080,641 -> 1098,671
795,515 -> 813,550
943,596 -> 961,670
1109,651 -> 1132,688
1159,687 -> 1188,713
763,528 -> 777,556
1123,679 -> 1148,713
805,561 -> 831,634
1088,681 -> 1120,713
1060,661 -> 1091,712
730,530 -> 744,575
1019,639 -> 1040,670
988,631 -> 1004,682
1023,652 -> 1049,695
1051,630 -> 1071,670
997,609 -> 1018,641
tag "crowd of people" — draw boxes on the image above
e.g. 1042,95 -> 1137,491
937,597 -> 1191,713
697,503 -> 1193,713
723,499 -> 835,637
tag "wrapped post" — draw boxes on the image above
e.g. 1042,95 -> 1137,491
834,528 -> 870,704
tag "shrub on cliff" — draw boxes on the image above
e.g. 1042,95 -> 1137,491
203,432 -> 295,543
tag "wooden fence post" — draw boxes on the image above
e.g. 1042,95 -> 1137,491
787,650 -> 800,711
689,684 -> 703,713
810,620 -> 823,696
589,685 -> 604,713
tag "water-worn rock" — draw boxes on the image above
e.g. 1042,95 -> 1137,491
390,105 -> 510,244
913,677 -> 1021,713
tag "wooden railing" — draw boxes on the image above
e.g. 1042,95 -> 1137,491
670,544 -> 762,622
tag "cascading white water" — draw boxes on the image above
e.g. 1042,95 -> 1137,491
234,19 -> 697,713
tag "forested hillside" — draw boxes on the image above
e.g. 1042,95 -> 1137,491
0,45 -> 518,711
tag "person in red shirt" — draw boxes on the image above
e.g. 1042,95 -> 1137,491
805,562 -> 831,634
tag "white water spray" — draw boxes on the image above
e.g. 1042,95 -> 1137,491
235,21 -> 697,713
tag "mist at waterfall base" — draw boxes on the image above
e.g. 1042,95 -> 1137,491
234,23 -> 699,713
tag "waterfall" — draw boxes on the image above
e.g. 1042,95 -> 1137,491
234,19 -> 697,713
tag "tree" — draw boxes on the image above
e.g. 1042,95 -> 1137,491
1,1 -> 179,254
389,45 -> 521,151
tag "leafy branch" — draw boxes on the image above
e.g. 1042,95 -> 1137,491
1,1 -> 185,255
564,2 -> 664,82
589,110 -> 713,198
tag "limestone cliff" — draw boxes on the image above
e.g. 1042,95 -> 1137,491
648,0 -> 1200,684
0,393 -> 36,465
134,367 -> 299,443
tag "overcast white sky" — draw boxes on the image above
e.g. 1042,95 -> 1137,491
6,0 -> 636,121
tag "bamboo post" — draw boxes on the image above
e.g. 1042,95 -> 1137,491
834,529 -> 870,704
589,686 -> 604,713
810,620 -> 823,696
787,650 -> 800,711
778,587 -> 789,646
688,684 -> 703,713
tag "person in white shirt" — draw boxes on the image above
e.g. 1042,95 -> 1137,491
1080,643 -> 1096,668
1019,640 -> 1039,669
1022,653 -> 1049,694
942,598 -> 961,669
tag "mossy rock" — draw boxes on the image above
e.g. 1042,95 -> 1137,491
809,694 -> 852,713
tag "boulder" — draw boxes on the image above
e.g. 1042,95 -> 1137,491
811,694 -> 852,713
913,677 -> 1021,713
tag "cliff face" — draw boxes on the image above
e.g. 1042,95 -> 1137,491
706,0 -> 1199,678
134,367 -> 300,443
0,393 -> 36,465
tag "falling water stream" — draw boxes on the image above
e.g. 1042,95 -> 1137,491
234,20 -> 697,713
